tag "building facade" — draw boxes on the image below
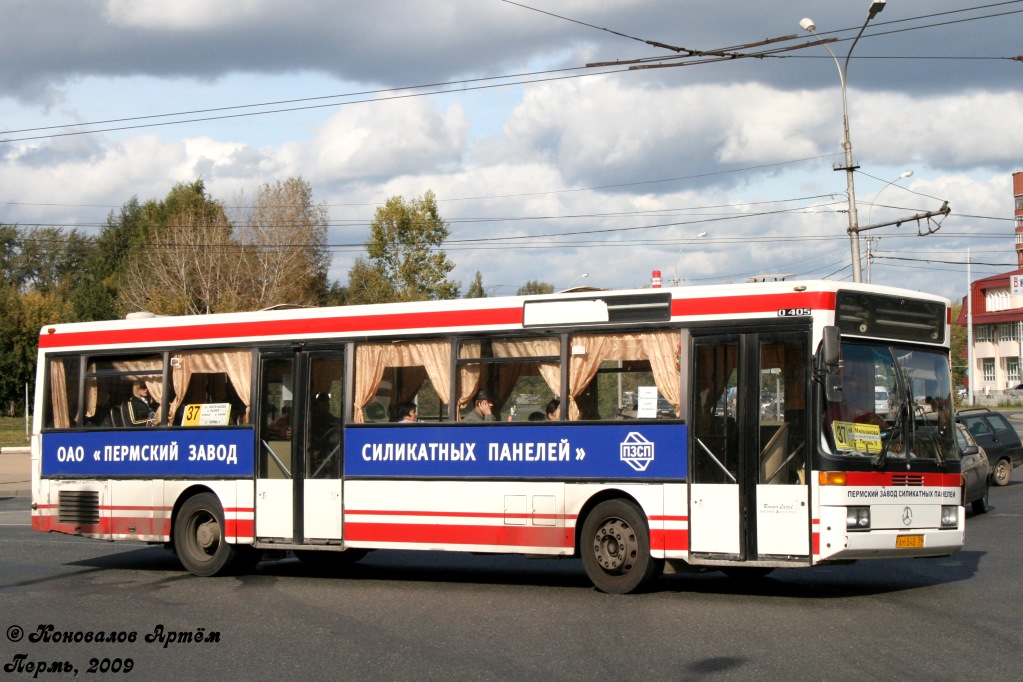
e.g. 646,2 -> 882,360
958,171 -> 1023,394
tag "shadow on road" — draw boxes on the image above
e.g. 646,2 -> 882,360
53,542 -> 985,599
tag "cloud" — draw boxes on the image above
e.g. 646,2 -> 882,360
281,98 -> 469,185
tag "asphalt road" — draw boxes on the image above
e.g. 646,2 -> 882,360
2,468 -> 1022,682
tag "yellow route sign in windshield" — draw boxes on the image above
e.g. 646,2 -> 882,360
832,420 -> 882,453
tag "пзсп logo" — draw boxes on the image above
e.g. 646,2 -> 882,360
620,432 -> 654,472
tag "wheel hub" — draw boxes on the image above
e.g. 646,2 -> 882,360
593,518 -> 637,573
195,519 -> 220,551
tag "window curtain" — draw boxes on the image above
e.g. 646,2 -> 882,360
49,359 -> 70,429
354,341 -> 451,423
457,341 -> 482,413
568,331 -> 682,420
493,338 -> 561,399
168,350 -> 252,424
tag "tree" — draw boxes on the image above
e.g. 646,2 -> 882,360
119,180 -> 235,315
342,257 -> 397,306
120,178 -> 336,315
517,280 -> 555,296
362,190 -> 459,302
233,178 -> 331,308
70,197 -> 150,322
465,271 -> 486,298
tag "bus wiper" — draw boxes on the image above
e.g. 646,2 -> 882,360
875,392 -> 906,469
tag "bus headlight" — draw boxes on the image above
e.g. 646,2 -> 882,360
940,505 -> 959,529
846,506 -> 870,530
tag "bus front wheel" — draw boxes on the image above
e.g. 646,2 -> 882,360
174,493 -> 238,577
580,499 -> 662,594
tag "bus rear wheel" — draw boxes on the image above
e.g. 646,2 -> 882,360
174,493 -> 238,577
580,499 -> 662,594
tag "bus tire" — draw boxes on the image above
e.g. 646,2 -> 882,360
174,493 -> 236,577
580,499 -> 662,594
294,549 -> 368,573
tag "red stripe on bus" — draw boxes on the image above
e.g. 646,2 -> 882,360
843,472 -> 960,486
344,521 -> 573,549
650,528 -> 689,552
38,307 -> 525,349
225,519 -> 254,539
671,291 -> 836,317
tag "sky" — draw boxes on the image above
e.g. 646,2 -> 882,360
2,0 -> 1022,302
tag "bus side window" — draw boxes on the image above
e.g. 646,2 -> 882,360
354,340 -> 452,423
568,331 -> 682,421
456,337 -> 561,422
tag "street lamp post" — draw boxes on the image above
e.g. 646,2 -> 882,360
864,169 -> 912,282
801,0 -> 887,283
567,273 -> 589,289
672,231 -> 708,285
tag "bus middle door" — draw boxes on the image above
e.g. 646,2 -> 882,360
255,350 -> 345,544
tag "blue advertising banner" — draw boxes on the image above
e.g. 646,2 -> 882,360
42,429 -> 255,477
344,423 -> 687,479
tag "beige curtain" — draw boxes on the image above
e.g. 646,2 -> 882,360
49,359 -> 70,429
457,341 -> 482,412
400,340 -> 450,402
354,341 -> 451,423
569,331 -> 682,420
494,338 -> 561,398
353,344 -> 389,424
168,350 -> 253,424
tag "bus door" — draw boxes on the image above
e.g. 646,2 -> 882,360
689,330 -> 809,561
255,349 -> 345,544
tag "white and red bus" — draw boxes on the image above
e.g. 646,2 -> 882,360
31,280 -> 963,593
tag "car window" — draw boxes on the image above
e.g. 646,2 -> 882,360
988,414 -> 1017,438
965,417 -> 992,437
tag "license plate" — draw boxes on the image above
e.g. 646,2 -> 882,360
895,535 -> 924,548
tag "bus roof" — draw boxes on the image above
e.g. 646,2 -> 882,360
38,280 -> 949,352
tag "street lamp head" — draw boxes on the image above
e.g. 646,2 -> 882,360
900,170 -> 914,179
867,0 -> 886,21
799,17 -> 816,32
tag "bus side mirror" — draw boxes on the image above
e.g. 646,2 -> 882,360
822,326 -> 843,402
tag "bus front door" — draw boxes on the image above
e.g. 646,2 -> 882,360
689,331 -> 809,561
255,350 -> 345,544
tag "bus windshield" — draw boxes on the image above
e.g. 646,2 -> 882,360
824,342 -> 955,463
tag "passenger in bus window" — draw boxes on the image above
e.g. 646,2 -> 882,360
124,381 -> 156,427
463,389 -> 496,422
528,411 -> 546,421
545,399 -> 560,421
396,402 -> 419,423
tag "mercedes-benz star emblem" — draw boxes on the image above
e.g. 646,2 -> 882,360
902,506 -> 913,526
